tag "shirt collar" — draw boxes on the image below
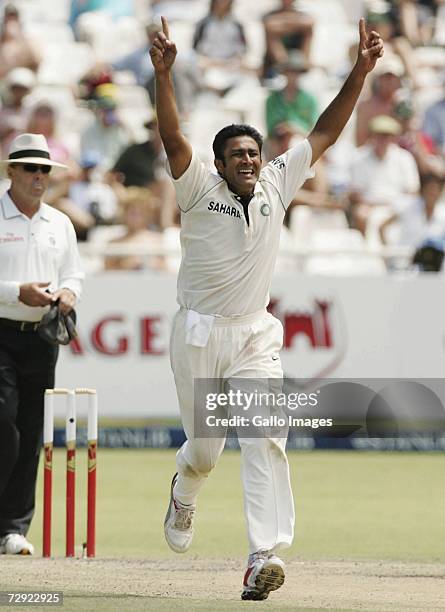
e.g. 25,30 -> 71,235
1,192 -> 49,221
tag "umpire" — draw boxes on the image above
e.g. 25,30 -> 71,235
0,133 -> 83,555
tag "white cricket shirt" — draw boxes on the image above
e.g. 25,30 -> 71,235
0,192 -> 84,321
171,139 -> 314,316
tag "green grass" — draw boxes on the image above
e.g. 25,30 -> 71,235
27,449 -> 445,562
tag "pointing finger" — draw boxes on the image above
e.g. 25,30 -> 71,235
161,15 -> 170,40
359,18 -> 367,46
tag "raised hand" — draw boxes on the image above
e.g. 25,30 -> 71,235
149,16 -> 177,74
356,18 -> 384,74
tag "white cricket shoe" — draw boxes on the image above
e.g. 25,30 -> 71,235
164,473 -> 195,553
241,550 -> 285,601
0,533 -> 34,555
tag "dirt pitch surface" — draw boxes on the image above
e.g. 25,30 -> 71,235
1,557 -> 444,611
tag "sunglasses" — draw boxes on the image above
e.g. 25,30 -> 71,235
21,163 -> 52,174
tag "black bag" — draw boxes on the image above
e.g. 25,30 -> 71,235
412,239 -> 445,272
37,300 -> 78,346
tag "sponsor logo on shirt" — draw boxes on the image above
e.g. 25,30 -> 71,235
0,232 -> 24,244
271,156 -> 286,170
208,201 -> 242,219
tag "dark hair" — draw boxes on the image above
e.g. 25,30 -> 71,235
212,124 -> 263,162
420,172 -> 445,190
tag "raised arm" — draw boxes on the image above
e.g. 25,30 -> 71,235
149,16 -> 192,179
307,19 -> 384,165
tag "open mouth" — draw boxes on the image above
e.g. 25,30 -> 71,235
238,169 -> 254,177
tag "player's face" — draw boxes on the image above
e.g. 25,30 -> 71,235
215,136 -> 262,196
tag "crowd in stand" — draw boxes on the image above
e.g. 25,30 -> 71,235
1,0 -> 445,273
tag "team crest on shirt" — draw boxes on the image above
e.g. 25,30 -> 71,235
48,234 -> 56,246
260,203 -> 270,216
208,201 -> 242,219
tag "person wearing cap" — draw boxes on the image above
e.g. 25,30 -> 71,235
0,133 -> 83,555
355,55 -> 404,146
0,68 -> 35,157
348,114 -> 420,234
80,85 -> 131,172
265,50 -> 318,138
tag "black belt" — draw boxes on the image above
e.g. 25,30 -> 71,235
0,318 -> 40,332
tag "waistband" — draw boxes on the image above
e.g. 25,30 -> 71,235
0,318 -> 40,332
181,308 -> 267,327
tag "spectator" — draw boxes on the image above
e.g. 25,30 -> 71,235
111,117 -> 163,188
262,0 -> 313,81
422,79 -> 445,158
355,55 -> 404,147
265,51 -> 318,138
0,67 -> 35,157
26,102 -> 72,167
80,85 -> 131,171
66,152 -> 118,240
192,0 -> 248,95
112,20 -> 201,117
379,172 -> 445,247
364,4 -> 418,86
394,94 -> 445,177
110,117 -> 177,229
395,0 -> 441,47
349,114 -> 420,234
0,4 -> 40,78
104,187 -> 165,271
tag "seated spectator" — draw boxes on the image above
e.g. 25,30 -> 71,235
25,101 -> 78,207
348,115 -> 420,235
26,101 -> 72,167
111,117 -> 162,188
69,152 -> 118,236
355,55 -> 404,147
393,0 -> 441,47
379,172 -> 445,247
422,82 -> 445,159
105,187 -> 165,271
110,118 -> 177,229
265,51 -> 318,138
81,84 -> 131,171
262,0 -> 313,81
364,4 -> 419,87
192,0 -> 248,94
395,94 -> 445,177
0,4 -> 41,78
112,20 -> 201,117
0,67 -> 35,156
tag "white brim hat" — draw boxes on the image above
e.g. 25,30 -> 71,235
0,133 -> 68,171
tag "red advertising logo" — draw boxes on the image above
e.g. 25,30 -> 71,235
269,297 -> 347,381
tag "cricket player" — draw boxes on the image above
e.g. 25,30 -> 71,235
150,17 -> 383,601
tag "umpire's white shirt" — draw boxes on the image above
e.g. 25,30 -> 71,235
0,192 -> 84,321
171,140 -> 314,317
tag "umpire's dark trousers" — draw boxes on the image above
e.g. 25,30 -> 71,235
0,321 -> 58,536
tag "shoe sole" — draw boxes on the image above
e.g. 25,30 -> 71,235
241,562 -> 285,601
163,473 -> 190,554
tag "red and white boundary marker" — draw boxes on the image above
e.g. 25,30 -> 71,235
43,388 -> 98,558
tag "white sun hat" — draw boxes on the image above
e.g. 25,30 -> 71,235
0,133 -> 68,170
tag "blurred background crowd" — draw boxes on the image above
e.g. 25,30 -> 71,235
1,0 -> 445,274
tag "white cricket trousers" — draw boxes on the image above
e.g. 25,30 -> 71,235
170,308 -> 295,554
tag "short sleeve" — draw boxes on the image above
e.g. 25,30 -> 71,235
261,139 -> 315,209
167,151 -> 218,213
